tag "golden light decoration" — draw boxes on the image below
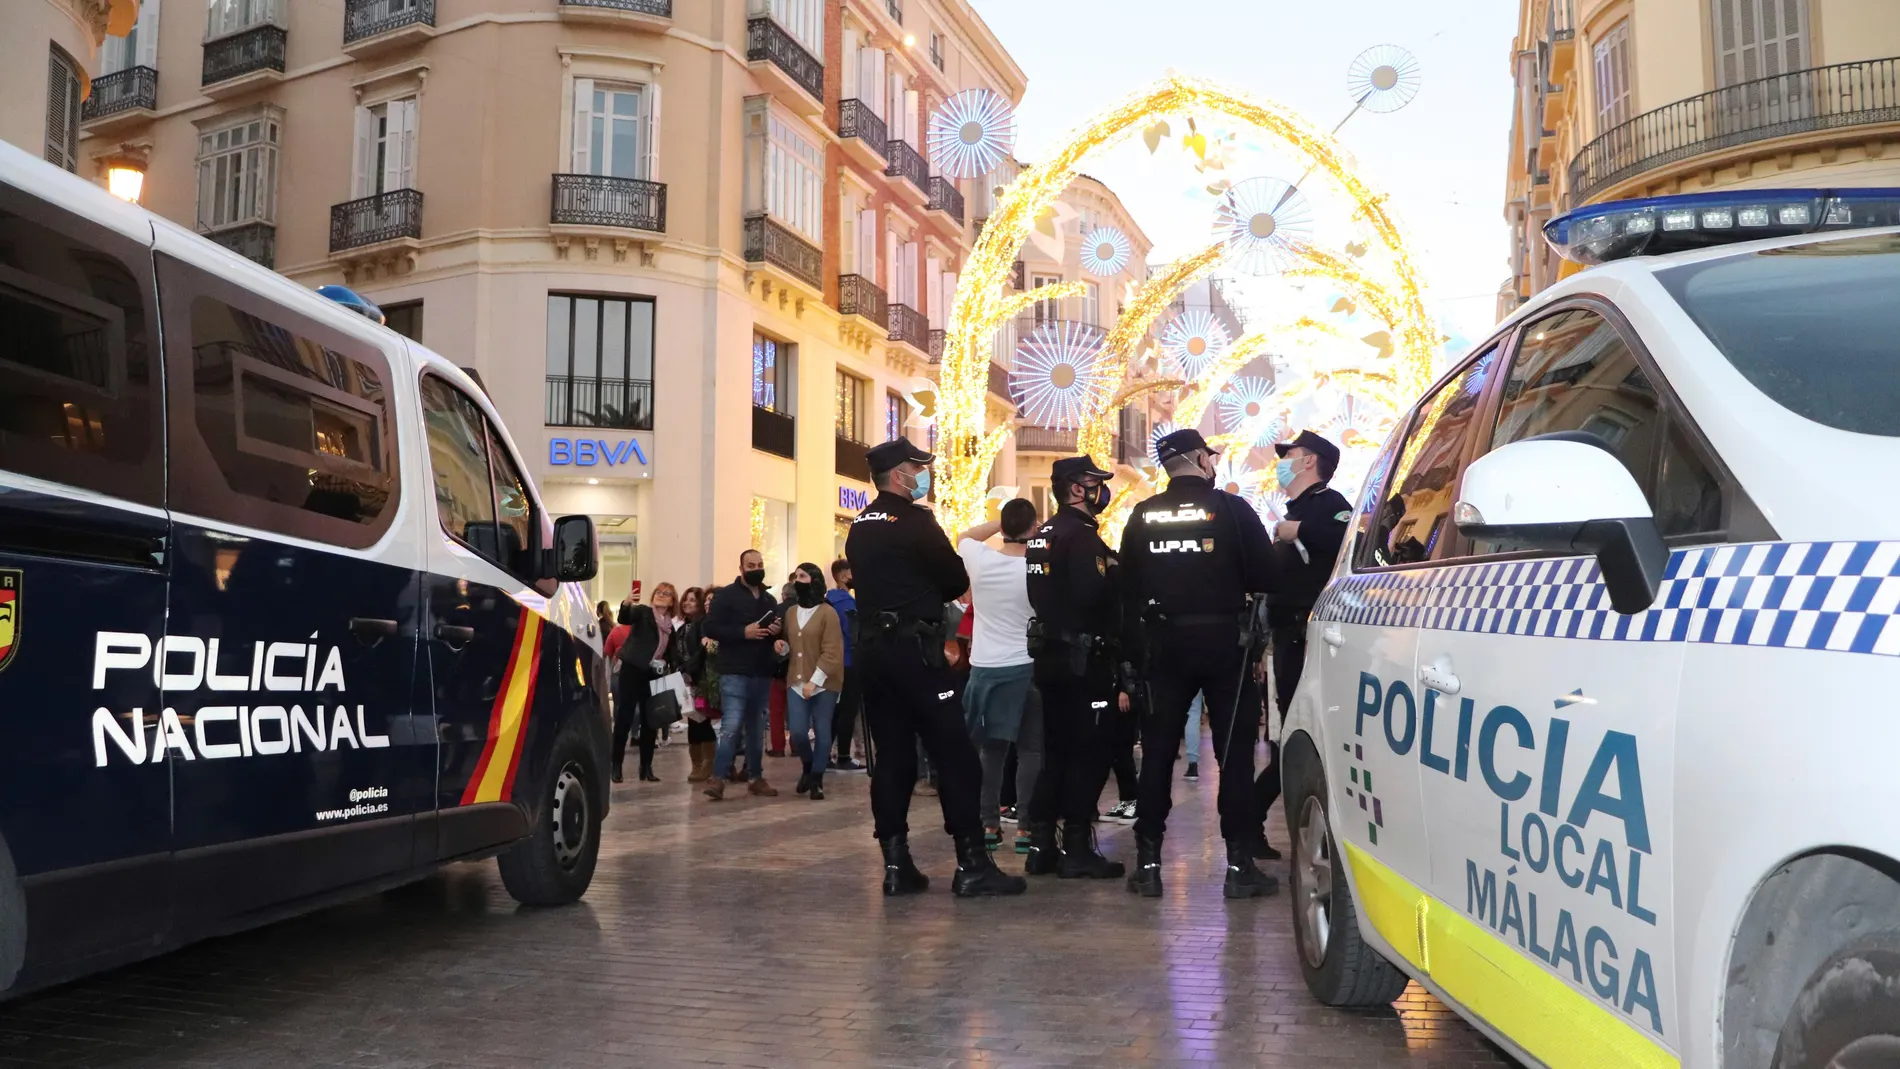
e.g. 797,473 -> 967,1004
1159,309 -> 1231,378
1315,391 -> 1397,452
1011,321 -> 1110,430
928,89 -> 1018,180
1348,45 -> 1423,114
1079,226 -> 1133,276
748,496 -> 765,554
1215,177 -> 1316,275
1217,376 -> 1286,445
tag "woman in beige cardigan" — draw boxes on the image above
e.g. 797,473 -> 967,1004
784,561 -> 845,800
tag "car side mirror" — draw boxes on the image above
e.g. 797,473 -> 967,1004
1453,432 -> 1668,615
547,515 -> 598,583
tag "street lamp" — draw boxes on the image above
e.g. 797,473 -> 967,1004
100,147 -> 148,204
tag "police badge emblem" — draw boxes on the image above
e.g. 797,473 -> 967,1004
0,569 -> 18,673
1095,556 -> 1106,576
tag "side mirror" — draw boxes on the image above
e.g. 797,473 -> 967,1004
1453,433 -> 1668,615
547,515 -> 598,583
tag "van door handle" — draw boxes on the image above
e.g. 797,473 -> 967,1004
1320,625 -> 1345,649
349,617 -> 399,645
434,623 -> 475,649
1420,658 -> 1460,695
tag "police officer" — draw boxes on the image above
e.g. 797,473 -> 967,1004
846,439 -> 1027,899
1120,429 -> 1280,899
1252,430 -> 1353,857
1022,455 -> 1125,880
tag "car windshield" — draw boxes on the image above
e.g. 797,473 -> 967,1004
1657,233 -> 1900,436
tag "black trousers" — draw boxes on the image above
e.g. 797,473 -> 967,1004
612,669 -> 650,771
1107,699 -> 1139,802
1134,629 -> 1261,842
861,634 -> 982,841
1254,623 -> 1304,834
833,664 -> 862,761
1030,658 -> 1115,826
687,717 -> 717,744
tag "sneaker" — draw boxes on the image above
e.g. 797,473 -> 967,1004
1108,800 -> 1138,824
831,757 -> 865,772
1183,763 -> 1199,781
1000,806 -> 1020,825
1014,830 -> 1032,854
748,778 -> 779,797
984,827 -> 1002,851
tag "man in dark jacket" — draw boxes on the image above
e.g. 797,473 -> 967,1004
825,559 -> 864,771
701,549 -> 783,800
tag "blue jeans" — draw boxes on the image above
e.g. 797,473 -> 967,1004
715,674 -> 770,781
787,686 -> 837,775
1186,693 -> 1204,766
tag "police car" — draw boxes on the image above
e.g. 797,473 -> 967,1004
0,142 -> 612,997
1280,188 -> 1900,1069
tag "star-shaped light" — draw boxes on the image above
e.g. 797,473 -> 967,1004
1080,226 -> 1132,276
1348,45 -> 1423,114
1159,309 -> 1230,378
1214,177 -> 1315,276
1010,321 -> 1108,430
927,89 -> 1017,179
1217,376 -> 1286,447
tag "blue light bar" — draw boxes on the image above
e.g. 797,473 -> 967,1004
315,284 -> 386,325
1544,188 -> 1900,265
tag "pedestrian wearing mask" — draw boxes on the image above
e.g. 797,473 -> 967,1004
701,550 -> 783,800
675,586 -> 718,782
783,562 -> 845,800
825,559 -> 865,772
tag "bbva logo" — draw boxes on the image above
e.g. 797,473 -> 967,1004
549,438 -> 649,467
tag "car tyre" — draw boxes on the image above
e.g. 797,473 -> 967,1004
498,726 -> 603,906
1286,745 -> 1410,1007
1772,934 -> 1900,1069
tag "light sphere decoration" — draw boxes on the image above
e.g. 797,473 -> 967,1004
1159,309 -> 1231,378
1148,420 -> 1179,464
1316,392 -> 1396,451
1218,376 -> 1286,445
1347,44 -> 1422,113
1214,177 -> 1316,276
927,89 -> 1018,180
1080,226 -> 1133,277
1211,451 -> 1254,498
1011,320 -> 1109,430
1251,486 -> 1290,523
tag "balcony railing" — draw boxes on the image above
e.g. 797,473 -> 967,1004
927,329 -> 944,361
835,437 -> 871,482
1547,0 -> 1574,40
344,0 -> 434,42
1016,426 -> 1077,453
838,274 -> 888,324
560,0 -> 672,15
551,174 -> 667,233
83,66 -> 158,121
1570,56 -> 1900,202
546,376 -> 655,430
203,24 -> 287,86
743,214 -> 824,290
747,17 -> 824,103
205,222 -> 276,267
838,99 -> 888,159
329,189 -> 423,253
887,302 -> 927,351
752,405 -> 795,459
885,139 -> 928,196
927,176 -> 964,223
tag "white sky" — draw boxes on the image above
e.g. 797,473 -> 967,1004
966,0 -> 1522,352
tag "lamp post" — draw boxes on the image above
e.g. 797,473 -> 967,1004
100,145 -> 149,204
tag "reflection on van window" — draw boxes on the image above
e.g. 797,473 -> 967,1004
419,375 -> 496,548
1365,350 -> 1497,567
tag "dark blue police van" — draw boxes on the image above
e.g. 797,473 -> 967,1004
0,142 -> 613,997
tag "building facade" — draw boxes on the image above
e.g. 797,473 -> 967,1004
1502,0 -> 1900,312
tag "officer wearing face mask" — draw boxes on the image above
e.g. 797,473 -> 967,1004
1021,455 -> 1126,880
1119,429 -> 1280,900
846,438 -> 1027,899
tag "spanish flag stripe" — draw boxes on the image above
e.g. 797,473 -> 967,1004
460,610 -> 543,805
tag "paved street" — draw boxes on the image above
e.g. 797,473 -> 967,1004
0,740 -> 1515,1068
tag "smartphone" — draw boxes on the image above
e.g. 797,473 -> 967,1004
756,610 -> 778,627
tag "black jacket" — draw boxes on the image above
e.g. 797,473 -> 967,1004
844,490 -> 968,623
1026,505 -> 1120,645
1119,475 -> 1277,650
702,577 -> 781,677
1272,481 -> 1354,616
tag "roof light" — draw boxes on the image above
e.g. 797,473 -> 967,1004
1544,188 -> 1900,265
315,284 -> 386,325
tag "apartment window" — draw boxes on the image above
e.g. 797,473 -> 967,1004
1031,274 -> 1062,322
352,97 -> 416,197
573,80 -> 658,181
929,33 -> 944,71
101,0 -> 162,74
1077,282 -> 1100,328
382,301 -> 422,342
1711,0 -> 1808,87
835,371 -> 866,441
1593,21 -> 1634,131
205,0 -> 283,39
546,294 -> 656,430
196,109 -> 281,231
744,102 -> 824,242
751,0 -> 822,53
45,48 -> 81,173
885,390 -> 906,441
753,332 -> 794,413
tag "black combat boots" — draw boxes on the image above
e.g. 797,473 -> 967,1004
1223,839 -> 1280,899
951,834 -> 1028,897
1022,820 -> 1062,876
1126,834 -> 1164,897
1057,821 -> 1125,879
880,835 -> 930,896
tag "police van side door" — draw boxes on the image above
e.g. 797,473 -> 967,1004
153,248 -> 425,924
0,184 -> 172,985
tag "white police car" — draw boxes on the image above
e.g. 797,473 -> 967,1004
1280,189 -> 1900,1069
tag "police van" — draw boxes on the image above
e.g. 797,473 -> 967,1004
0,142 -> 612,997
1282,189 -> 1900,1069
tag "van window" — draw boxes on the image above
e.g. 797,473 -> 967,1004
1360,348 -> 1499,567
419,375 -> 496,548
486,430 -> 539,581
0,196 -> 162,506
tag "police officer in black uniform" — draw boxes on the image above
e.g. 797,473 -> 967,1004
1022,455 -> 1127,880
846,439 -> 1026,898
1120,429 -> 1280,899
1252,430 -> 1353,857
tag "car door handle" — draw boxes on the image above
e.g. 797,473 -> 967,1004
434,623 -> 476,649
1420,660 -> 1461,695
1320,625 -> 1345,649
349,617 -> 399,646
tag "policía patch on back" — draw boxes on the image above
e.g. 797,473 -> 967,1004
0,569 -> 19,673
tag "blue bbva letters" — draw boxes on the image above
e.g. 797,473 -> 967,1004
549,438 -> 649,467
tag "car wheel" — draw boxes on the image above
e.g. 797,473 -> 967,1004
1773,935 -> 1900,1069
498,727 -> 603,906
1287,748 -> 1410,1007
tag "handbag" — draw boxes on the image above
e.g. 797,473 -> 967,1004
644,671 -> 688,729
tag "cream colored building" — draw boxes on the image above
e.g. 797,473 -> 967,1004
5,0 -> 1076,601
1502,0 -> 1900,311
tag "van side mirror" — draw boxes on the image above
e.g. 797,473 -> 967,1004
1453,433 -> 1668,615
547,515 -> 598,583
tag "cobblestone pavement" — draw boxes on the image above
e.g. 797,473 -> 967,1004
0,736 -> 1518,1068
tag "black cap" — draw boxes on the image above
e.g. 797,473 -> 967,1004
1154,428 -> 1218,465
1275,429 -> 1341,478
1050,455 -> 1112,483
865,438 -> 935,475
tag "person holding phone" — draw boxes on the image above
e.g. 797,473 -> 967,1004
700,549 -> 784,800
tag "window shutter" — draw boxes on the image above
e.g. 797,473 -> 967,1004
858,209 -> 877,280
641,83 -> 661,181
44,50 -> 77,172
353,105 -> 376,197
926,256 -> 942,327
572,78 -> 594,174
1712,0 -> 1808,87
137,0 -> 162,68
942,270 -> 958,326
885,228 -> 899,299
870,51 -> 887,117
387,97 -> 417,191
842,28 -> 859,97
901,241 -> 919,305
903,89 -> 920,145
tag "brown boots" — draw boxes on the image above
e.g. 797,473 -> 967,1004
686,741 -> 715,782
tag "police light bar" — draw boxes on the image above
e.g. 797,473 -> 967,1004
315,284 -> 386,325
1543,188 -> 1900,265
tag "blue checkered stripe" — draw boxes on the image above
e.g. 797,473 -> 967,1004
1313,541 -> 1900,656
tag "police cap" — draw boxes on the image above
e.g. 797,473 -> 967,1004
1275,429 -> 1341,478
1050,455 -> 1112,483
1154,428 -> 1218,465
866,438 -> 935,475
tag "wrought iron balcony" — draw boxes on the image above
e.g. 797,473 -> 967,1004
560,0 -> 672,16
752,405 -> 795,459
546,375 -> 654,430
838,99 -> 888,159
926,176 -> 964,223
83,66 -> 158,122
203,24 -> 287,87
885,138 -> 928,196
344,0 -> 434,43
747,17 -> 824,103
1016,426 -> 1077,453
887,302 -> 927,352
329,189 -> 423,253
838,274 -> 888,324
835,437 -> 871,482
1570,56 -> 1900,203
743,214 -> 824,291
205,222 -> 276,268
550,174 -> 667,233
927,329 -> 944,362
